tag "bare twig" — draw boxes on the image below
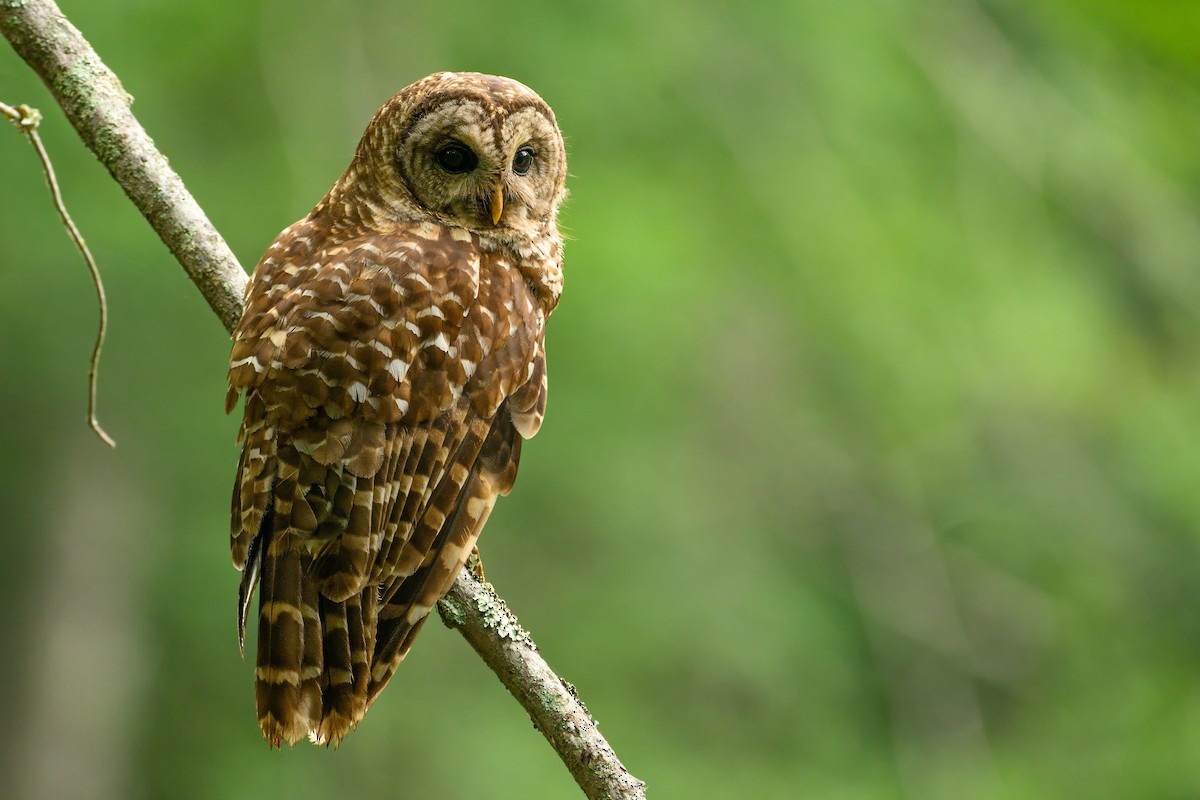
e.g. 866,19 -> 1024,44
1,99 -> 115,447
0,1 -> 643,796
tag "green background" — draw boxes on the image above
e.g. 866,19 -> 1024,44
3,1 -> 1200,797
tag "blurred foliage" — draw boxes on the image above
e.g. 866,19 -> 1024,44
3,0 -> 1200,797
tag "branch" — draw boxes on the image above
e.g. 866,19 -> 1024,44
1,99 -> 114,447
0,0 -> 245,331
439,576 -> 648,800
0,2 -> 645,798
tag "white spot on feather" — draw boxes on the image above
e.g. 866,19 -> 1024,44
422,332 -> 450,353
308,311 -> 340,327
230,356 -> 265,373
417,306 -> 446,320
387,359 -> 410,382
406,273 -> 433,291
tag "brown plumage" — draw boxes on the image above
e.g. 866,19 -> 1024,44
226,72 -> 566,746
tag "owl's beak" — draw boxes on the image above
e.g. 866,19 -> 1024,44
490,182 -> 504,225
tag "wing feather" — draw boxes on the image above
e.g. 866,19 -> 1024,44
368,407 -> 520,699
229,215 -> 549,745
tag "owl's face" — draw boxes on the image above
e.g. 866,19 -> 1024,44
340,73 -> 566,242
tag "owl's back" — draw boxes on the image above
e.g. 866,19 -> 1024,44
228,212 -> 548,745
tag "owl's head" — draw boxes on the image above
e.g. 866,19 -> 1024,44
333,72 -> 567,242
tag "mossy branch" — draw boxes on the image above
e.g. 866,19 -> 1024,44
0,1 -> 644,798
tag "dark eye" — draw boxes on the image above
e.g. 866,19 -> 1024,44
512,146 -> 535,175
435,143 -> 477,174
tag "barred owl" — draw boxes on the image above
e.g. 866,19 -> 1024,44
226,72 -> 566,747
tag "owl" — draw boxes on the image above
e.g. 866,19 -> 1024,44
225,72 -> 566,747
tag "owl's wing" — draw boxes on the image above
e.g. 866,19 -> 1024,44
228,220 -> 547,745
362,248 -> 547,701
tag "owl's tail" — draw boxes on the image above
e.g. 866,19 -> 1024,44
239,503 -> 377,747
251,519 -> 319,746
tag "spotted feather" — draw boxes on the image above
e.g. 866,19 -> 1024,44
228,72 -> 565,747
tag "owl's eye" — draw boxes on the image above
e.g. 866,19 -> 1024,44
435,143 -> 477,174
512,146 -> 535,175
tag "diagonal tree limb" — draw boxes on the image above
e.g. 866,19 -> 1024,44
438,577 -> 649,800
0,2 -> 644,798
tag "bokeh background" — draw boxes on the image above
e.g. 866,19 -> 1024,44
3,1 -> 1200,797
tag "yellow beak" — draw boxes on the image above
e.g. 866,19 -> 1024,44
490,182 -> 504,225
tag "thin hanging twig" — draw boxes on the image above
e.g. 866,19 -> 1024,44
1,99 -> 115,448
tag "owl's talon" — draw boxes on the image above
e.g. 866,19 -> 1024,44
467,545 -> 487,581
